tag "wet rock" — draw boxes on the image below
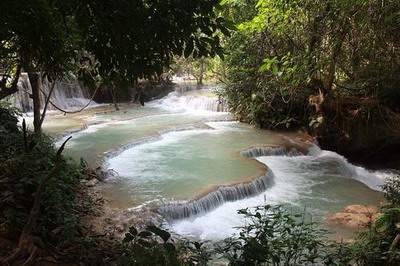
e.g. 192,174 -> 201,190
326,204 -> 381,229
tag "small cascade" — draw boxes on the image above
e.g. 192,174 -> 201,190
10,73 -> 94,113
241,144 -> 387,191
150,85 -> 228,112
308,147 -> 387,191
241,146 -> 303,158
158,171 -> 274,221
159,142 -> 389,222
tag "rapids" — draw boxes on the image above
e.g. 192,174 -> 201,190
21,84 -> 388,240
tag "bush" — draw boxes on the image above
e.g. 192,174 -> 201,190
119,225 -> 211,266
0,106 -> 99,261
216,205 -> 331,265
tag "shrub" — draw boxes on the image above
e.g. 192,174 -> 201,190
0,106 -> 99,261
215,205 -> 330,265
119,225 -> 211,266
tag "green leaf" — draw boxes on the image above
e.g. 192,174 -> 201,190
146,225 -> 171,242
129,226 -> 138,236
123,232 -> 134,243
138,231 -> 153,238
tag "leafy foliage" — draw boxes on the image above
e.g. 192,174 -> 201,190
117,177 -> 400,265
0,107 -> 100,261
382,175 -> 400,206
0,0 -> 230,99
336,175 -> 400,266
221,0 -> 400,135
216,205 -> 329,265
119,225 -> 211,265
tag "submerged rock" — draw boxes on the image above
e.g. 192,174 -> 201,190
326,204 -> 381,229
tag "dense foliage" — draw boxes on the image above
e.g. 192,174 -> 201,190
0,0 -> 230,132
119,225 -> 211,265
348,175 -> 400,265
0,0 -> 228,82
0,107 -> 104,262
216,205 -> 329,265
220,0 -> 400,158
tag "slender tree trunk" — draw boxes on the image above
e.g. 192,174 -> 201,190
198,59 -> 204,86
111,84 -> 119,111
28,72 -> 42,134
324,29 -> 347,93
39,79 -> 56,128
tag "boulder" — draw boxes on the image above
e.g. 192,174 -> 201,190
326,204 -> 381,229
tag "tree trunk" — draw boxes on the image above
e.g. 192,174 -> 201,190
198,59 -> 204,86
111,84 -> 119,111
324,29 -> 347,93
39,79 -> 56,128
28,72 -> 42,134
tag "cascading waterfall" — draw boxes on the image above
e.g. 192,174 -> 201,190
158,145 -> 304,221
158,171 -> 275,221
307,146 -> 388,191
240,146 -> 303,158
9,73 -> 95,112
149,86 -> 228,112
242,143 -> 388,191
159,142 -> 389,222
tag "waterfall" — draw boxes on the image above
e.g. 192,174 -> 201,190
240,146 -> 303,158
158,145 -> 302,221
242,143 -> 388,191
9,73 -> 95,113
307,146 -> 388,191
159,142 -> 390,222
149,85 -> 228,112
158,171 -> 274,221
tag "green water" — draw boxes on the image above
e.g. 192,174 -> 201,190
60,109 -> 229,167
40,88 -> 385,240
103,122 -> 288,208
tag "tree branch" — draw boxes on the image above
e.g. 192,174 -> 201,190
39,79 -> 57,127
40,84 -> 100,114
0,64 -> 22,100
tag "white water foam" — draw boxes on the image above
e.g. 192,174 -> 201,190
170,155 -> 305,240
10,73 -> 98,113
169,145 -> 389,240
149,90 -> 227,113
306,145 -> 388,191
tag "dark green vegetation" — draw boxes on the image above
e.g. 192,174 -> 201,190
119,225 -> 212,265
220,0 -> 400,165
0,0 -> 229,132
0,106 -> 115,264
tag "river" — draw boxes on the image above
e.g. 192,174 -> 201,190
34,84 -> 387,240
